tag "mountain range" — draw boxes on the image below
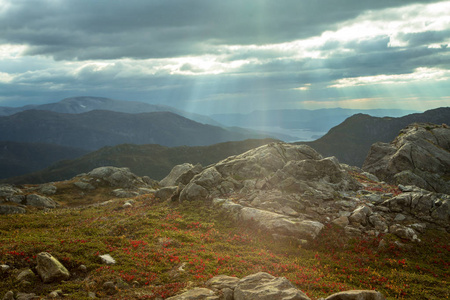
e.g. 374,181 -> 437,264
0,109 -> 270,150
0,96 -> 220,126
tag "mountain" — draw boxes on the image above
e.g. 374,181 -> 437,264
209,108 -> 419,133
297,107 -> 450,167
0,141 -> 88,179
0,96 -> 221,126
2,138 -> 279,184
0,110 -> 270,150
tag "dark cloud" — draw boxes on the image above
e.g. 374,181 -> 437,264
0,0 -> 443,60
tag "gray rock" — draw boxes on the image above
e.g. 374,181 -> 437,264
88,166 -> 147,188
8,195 -> 25,204
206,274 -> 240,290
166,288 -> 218,300
332,216 -> 349,227
394,214 -> 406,221
323,290 -> 386,300
16,293 -> 39,300
25,194 -> 57,208
0,185 -> 21,199
73,181 -> 96,190
16,269 -> 35,282
348,206 -> 372,226
160,163 -> 203,187
40,184 -> 57,195
0,205 -> 26,215
363,123 -> 450,194
155,186 -> 178,200
112,189 -> 138,198
2,291 -> 14,300
389,224 -> 418,241
234,272 -> 310,300
368,214 -> 388,232
48,290 -> 63,298
36,252 -> 70,283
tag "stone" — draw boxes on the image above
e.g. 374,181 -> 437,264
16,293 -> 39,300
25,194 -> 57,208
206,274 -> 240,290
88,166 -> 147,188
48,290 -> 63,298
363,123 -> 450,194
234,272 -> 310,300
394,214 -> 406,221
348,206 -> 372,226
0,185 -> 21,198
166,287 -> 218,300
122,202 -> 132,209
0,205 -> 26,215
36,252 -> 70,283
332,216 -> 349,227
160,163 -> 203,187
1,265 -> 10,273
73,181 -> 96,190
389,225 -> 418,241
88,292 -> 96,298
368,214 -> 388,232
78,264 -> 87,272
99,254 -> 116,265
16,269 -> 35,282
323,290 -> 386,300
155,186 -> 178,200
40,184 -> 57,195
112,189 -> 138,198
2,291 -> 14,300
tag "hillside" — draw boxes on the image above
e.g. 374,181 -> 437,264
0,141 -> 88,179
0,96 -> 220,126
0,141 -> 448,299
2,138 -> 279,184
0,110 -> 269,151
298,107 -> 450,167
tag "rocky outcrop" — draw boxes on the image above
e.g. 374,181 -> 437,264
363,123 -> 450,194
169,272 -> 385,300
24,194 -> 57,208
159,163 -> 203,187
87,166 -> 150,188
36,252 -> 70,283
158,142 -> 449,241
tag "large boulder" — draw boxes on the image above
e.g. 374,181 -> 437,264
179,143 -> 360,202
36,252 -> 70,283
363,123 -> 450,194
234,272 -> 310,300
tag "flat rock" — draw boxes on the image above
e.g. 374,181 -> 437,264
323,290 -> 386,300
25,194 -> 57,208
166,287 -> 218,300
0,205 -> 26,215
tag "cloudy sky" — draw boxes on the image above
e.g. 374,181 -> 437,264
0,0 -> 449,114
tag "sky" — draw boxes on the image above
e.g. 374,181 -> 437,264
0,0 -> 449,114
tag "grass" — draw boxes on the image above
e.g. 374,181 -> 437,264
0,178 -> 448,299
